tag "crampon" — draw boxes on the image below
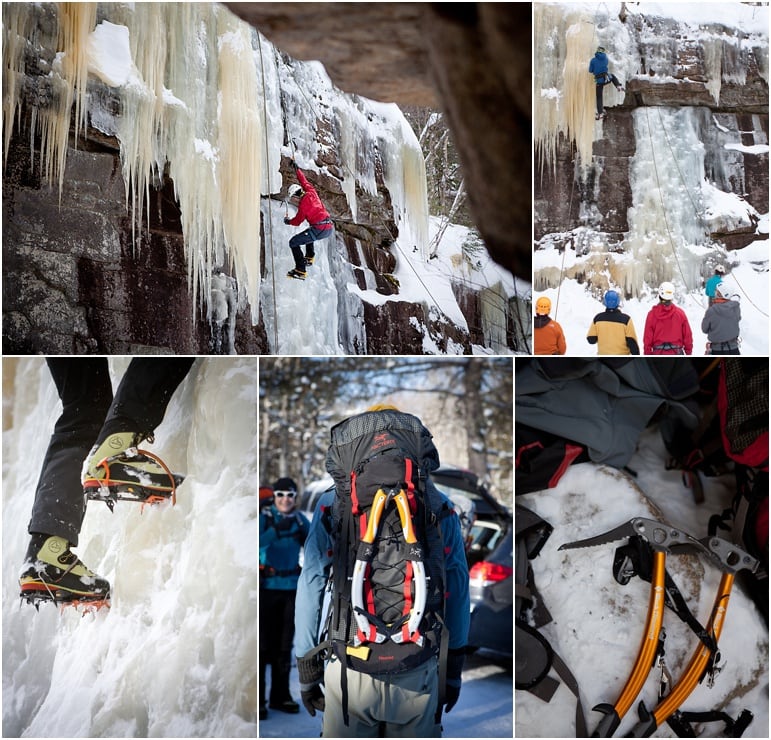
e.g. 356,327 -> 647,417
20,584 -> 110,613
83,447 -> 184,512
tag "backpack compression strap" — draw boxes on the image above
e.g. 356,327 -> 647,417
350,486 -> 427,646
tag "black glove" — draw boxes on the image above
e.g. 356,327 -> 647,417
283,216 -> 291,225
290,159 -> 298,170
297,652 -> 325,716
443,648 -> 466,713
274,515 -> 294,532
300,683 -> 325,716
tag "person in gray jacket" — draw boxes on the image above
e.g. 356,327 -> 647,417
701,284 -> 741,355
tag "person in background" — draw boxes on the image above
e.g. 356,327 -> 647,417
533,296 -> 567,355
259,477 -> 309,720
643,282 -> 693,355
589,46 -> 624,119
705,264 -> 726,305
702,283 -> 741,355
586,289 -> 639,355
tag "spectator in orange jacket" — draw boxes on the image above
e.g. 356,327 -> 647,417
284,163 -> 335,279
533,296 -> 567,355
643,282 -> 693,355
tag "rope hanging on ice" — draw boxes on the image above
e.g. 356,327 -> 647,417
257,31 -> 280,353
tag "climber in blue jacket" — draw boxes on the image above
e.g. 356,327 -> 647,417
589,46 -> 624,119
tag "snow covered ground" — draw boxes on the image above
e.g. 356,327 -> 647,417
259,651 -> 513,738
516,426 -> 769,738
534,213 -> 769,356
2,358 -> 258,738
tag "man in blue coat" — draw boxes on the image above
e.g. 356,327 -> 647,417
294,407 -> 470,737
589,46 -> 624,119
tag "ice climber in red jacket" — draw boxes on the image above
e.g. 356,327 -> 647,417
284,162 -> 334,280
643,282 -> 694,355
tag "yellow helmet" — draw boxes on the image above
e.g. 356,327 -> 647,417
367,403 -> 400,412
535,296 -> 552,315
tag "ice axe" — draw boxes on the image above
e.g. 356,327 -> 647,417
560,517 -> 713,737
625,536 -> 758,737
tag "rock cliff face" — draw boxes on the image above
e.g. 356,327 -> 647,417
533,6 -> 768,295
2,2 -> 524,354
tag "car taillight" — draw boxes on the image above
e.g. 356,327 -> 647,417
469,561 -> 512,584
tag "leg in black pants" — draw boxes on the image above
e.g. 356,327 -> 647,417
28,359 -> 113,545
259,588 -> 299,713
22,358 -> 195,605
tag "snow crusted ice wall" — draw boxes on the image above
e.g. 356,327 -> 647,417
533,3 -> 768,299
2,358 -> 257,737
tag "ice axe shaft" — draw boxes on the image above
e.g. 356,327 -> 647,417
626,537 -> 758,737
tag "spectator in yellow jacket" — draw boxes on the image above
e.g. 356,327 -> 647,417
586,290 -> 640,355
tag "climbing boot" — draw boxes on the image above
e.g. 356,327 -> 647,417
287,268 -> 307,280
20,534 -> 110,607
83,432 -> 183,509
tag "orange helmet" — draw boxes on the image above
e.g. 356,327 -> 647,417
535,296 -> 552,315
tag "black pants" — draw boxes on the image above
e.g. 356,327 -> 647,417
595,74 -> 622,114
27,358 -> 195,545
259,588 -> 297,706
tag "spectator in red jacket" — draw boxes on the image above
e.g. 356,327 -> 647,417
284,163 -> 334,280
643,282 -> 693,355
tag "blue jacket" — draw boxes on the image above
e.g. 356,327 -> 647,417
705,274 -> 723,298
259,505 -> 309,590
294,489 -> 470,658
589,51 -> 609,80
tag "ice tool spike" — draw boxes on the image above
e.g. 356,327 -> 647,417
560,518 -> 713,738
626,537 -> 758,738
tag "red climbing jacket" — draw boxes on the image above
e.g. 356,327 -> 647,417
643,302 -> 693,355
287,169 -> 333,231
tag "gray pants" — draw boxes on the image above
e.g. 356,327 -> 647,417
322,656 -> 441,738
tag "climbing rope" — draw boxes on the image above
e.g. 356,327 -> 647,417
256,31 -> 280,353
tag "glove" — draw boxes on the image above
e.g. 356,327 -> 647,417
283,217 -> 291,225
300,683 -> 325,716
443,648 -> 466,713
297,652 -> 325,716
274,515 -> 294,532
290,159 -> 298,170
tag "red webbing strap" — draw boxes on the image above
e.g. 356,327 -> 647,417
351,471 -> 360,514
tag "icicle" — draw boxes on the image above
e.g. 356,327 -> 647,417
217,18 -> 262,325
534,6 -> 596,177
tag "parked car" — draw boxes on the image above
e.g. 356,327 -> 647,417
431,466 -> 511,566
467,527 -> 513,659
299,476 -> 335,519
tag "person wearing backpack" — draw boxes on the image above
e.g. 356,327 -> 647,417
294,405 -> 470,738
259,477 -> 309,720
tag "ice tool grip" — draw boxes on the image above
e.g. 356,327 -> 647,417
351,490 -> 389,644
392,489 -> 417,545
590,551 -> 666,737
651,573 -> 733,729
